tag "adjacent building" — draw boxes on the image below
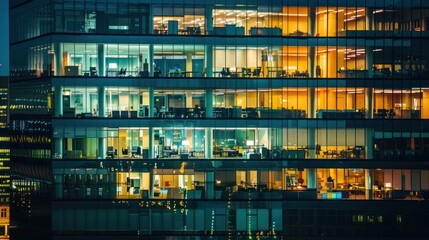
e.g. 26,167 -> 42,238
9,0 -> 429,239
0,0 -> 10,239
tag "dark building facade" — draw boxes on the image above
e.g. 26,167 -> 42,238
0,0 -> 10,238
8,0 -> 429,239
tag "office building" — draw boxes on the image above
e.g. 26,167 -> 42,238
8,0 -> 429,239
0,0 -> 10,239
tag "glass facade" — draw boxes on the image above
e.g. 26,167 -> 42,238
9,0 -> 429,239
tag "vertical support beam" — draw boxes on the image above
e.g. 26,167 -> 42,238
149,169 -> 154,198
307,87 -> 316,118
54,43 -> 63,76
98,86 -> 106,117
148,87 -> 155,117
205,172 -> 214,199
306,169 -> 317,190
149,44 -> 154,77
148,127 -> 154,158
365,128 -> 374,159
205,46 -> 213,77
308,128 -> 316,159
98,137 -> 106,159
148,5 -> 154,34
366,8 -> 374,31
307,127 -> 317,191
308,47 -> 316,78
365,169 -> 374,200
54,86 -> 63,117
205,89 -> 213,118
186,91 -> 193,108
205,128 -> 213,159
205,5 -> 213,35
98,128 -> 107,159
186,53 -> 193,77
366,47 -> 374,78
308,7 -> 316,36
365,88 -> 374,119
54,138 -> 63,158
97,44 -> 105,77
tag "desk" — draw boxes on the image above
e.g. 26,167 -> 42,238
222,149 -> 238,157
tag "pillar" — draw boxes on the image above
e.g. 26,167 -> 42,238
149,168 -> 154,198
365,169 -> 374,200
148,127 -> 154,158
186,91 -> 193,108
54,138 -> 63,158
308,128 -> 316,158
55,176 -> 63,199
54,86 -> 63,117
366,8 -> 374,31
205,172 -> 214,199
307,88 -> 316,118
98,137 -> 106,159
149,44 -> 154,77
204,128 -> 213,159
308,7 -> 316,36
205,46 -> 213,77
307,127 -> 317,190
205,5 -> 213,35
148,87 -> 155,117
97,44 -> 105,77
186,53 -> 193,77
308,47 -> 316,78
365,88 -> 374,118
365,128 -> 374,159
366,47 -> 374,78
205,89 -> 213,118
306,169 -> 317,190
148,6 -> 154,34
98,86 -> 106,117
54,43 -> 63,76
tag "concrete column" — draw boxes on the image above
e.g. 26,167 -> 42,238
186,91 -> 193,108
148,5 -> 154,34
148,87 -> 155,117
204,128 -> 213,159
365,88 -> 374,118
97,44 -> 105,77
365,169 -> 374,200
365,128 -> 374,159
98,137 -> 106,159
308,7 -> 316,36
186,53 -> 193,77
306,169 -> 317,190
149,168 -> 154,198
307,88 -> 316,118
54,43 -> 63,76
205,46 -> 213,77
54,138 -> 63,158
54,86 -> 63,117
205,5 -> 213,35
148,127 -> 154,158
308,128 -> 316,158
205,89 -> 213,118
149,44 -> 154,77
366,8 -> 374,31
205,172 -> 214,199
98,86 -> 106,117
308,47 -> 316,78
55,176 -> 63,199
366,47 -> 374,78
